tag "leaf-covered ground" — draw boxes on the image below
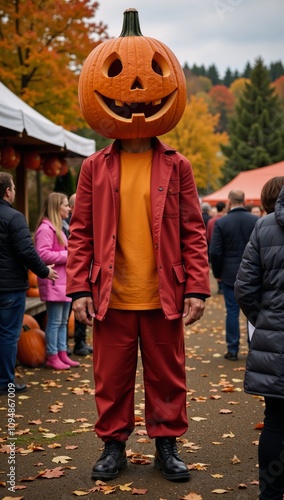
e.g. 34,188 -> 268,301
0,276 -> 264,500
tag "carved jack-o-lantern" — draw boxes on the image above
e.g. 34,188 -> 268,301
78,9 -> 187,139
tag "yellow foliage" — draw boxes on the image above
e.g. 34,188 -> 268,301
160,96 -> 228,191
230,78 -> 251,101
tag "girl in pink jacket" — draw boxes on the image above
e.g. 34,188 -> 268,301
35,192 -> 79,370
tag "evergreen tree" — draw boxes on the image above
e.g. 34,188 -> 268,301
207,64 -> 220,85
242,62 -> 252,78
191,64 -> 201,76
269,61 -> 284,81
221,58 -> 284,183
223,68 -> 233,87
232,70 -> 240,80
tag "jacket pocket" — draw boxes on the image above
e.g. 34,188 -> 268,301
164,177 -> 180,218
173,263 -> 186,312
89,263 -> 101,311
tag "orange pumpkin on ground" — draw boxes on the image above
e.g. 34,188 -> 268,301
17,328 -> 46,367
78,8 -> 187,139
22,314 -> 40,331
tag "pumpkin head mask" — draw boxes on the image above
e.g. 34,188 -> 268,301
78,8 -> 187,139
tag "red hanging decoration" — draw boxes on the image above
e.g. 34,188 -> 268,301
0,146 -> 20,169
23,151 -> 42,170
59,159 -> 69,176
42,156 -> 62,177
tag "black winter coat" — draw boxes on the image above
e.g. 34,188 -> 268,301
234,187 -> 284,399
0,199 -> 49,292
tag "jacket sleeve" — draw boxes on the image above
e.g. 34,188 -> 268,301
9,212 -> 49,279
179,159 -> 210,297
234,225 -> 263,325
209,221 -> 223,279
35,224 -> 67,265
66,158 -> 94,296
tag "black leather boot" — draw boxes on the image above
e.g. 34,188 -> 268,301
91,440 -> 127,480
73,341 -> 93,356
154,437 -> 190,481
73,320 -> 93,356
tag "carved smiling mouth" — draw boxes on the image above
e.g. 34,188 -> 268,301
95,90 -> 177,121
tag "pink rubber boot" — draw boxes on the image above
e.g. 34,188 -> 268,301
46,354 -> 70,370
58,351 -> 80,368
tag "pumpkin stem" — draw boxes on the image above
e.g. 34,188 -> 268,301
22,324 -> 31,332
119,8 -> 143,37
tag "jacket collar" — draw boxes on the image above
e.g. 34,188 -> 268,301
0,198 -> 12,208
103,138 -> 177,157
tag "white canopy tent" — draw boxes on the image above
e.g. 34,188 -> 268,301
0,82 -> 95,220
0,82 -> 95,157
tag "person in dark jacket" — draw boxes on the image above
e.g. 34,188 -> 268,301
235,177 -> 284,500
201,202 -> 212,228
210,190 -> 258,360
0,172 -> 58,395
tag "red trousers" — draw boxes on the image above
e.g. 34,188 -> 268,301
93,309 -> 188,441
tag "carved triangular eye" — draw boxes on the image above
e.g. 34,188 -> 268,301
151,52 -> 170,77
152,59 -> 163,76
108,58 -> 123,77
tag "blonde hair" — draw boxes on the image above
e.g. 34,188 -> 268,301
36,192 -> 67,245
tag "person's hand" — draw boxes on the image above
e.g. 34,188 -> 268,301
72,297 -> 95,326
47,264 -> 58,281
182,297 -> 205,326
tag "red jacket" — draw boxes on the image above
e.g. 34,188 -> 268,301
66,139 -> 210,321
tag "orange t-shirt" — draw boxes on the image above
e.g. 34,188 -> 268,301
109,149 -> 160,310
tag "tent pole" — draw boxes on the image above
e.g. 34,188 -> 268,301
16,161 -> 28,224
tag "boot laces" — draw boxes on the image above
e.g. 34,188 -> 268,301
101,440 -> 124,459
160,438 -> 179,458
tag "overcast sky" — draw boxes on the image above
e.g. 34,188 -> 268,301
96,0 -> 284,78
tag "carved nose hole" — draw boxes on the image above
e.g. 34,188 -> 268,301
131,78 -> 143,90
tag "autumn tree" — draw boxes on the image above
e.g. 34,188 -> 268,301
160,96 -> 228,193
208,84 -> 235,132
0,0 -> 108,128
272,75 -> 284,109
221,58 -> 284,183
229,78 -> 250,103
186,74 -> 212,97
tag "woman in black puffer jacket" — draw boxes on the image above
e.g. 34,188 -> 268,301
235,176 -> 284,500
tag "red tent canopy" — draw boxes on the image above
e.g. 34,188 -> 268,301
202,161 -> 284,206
